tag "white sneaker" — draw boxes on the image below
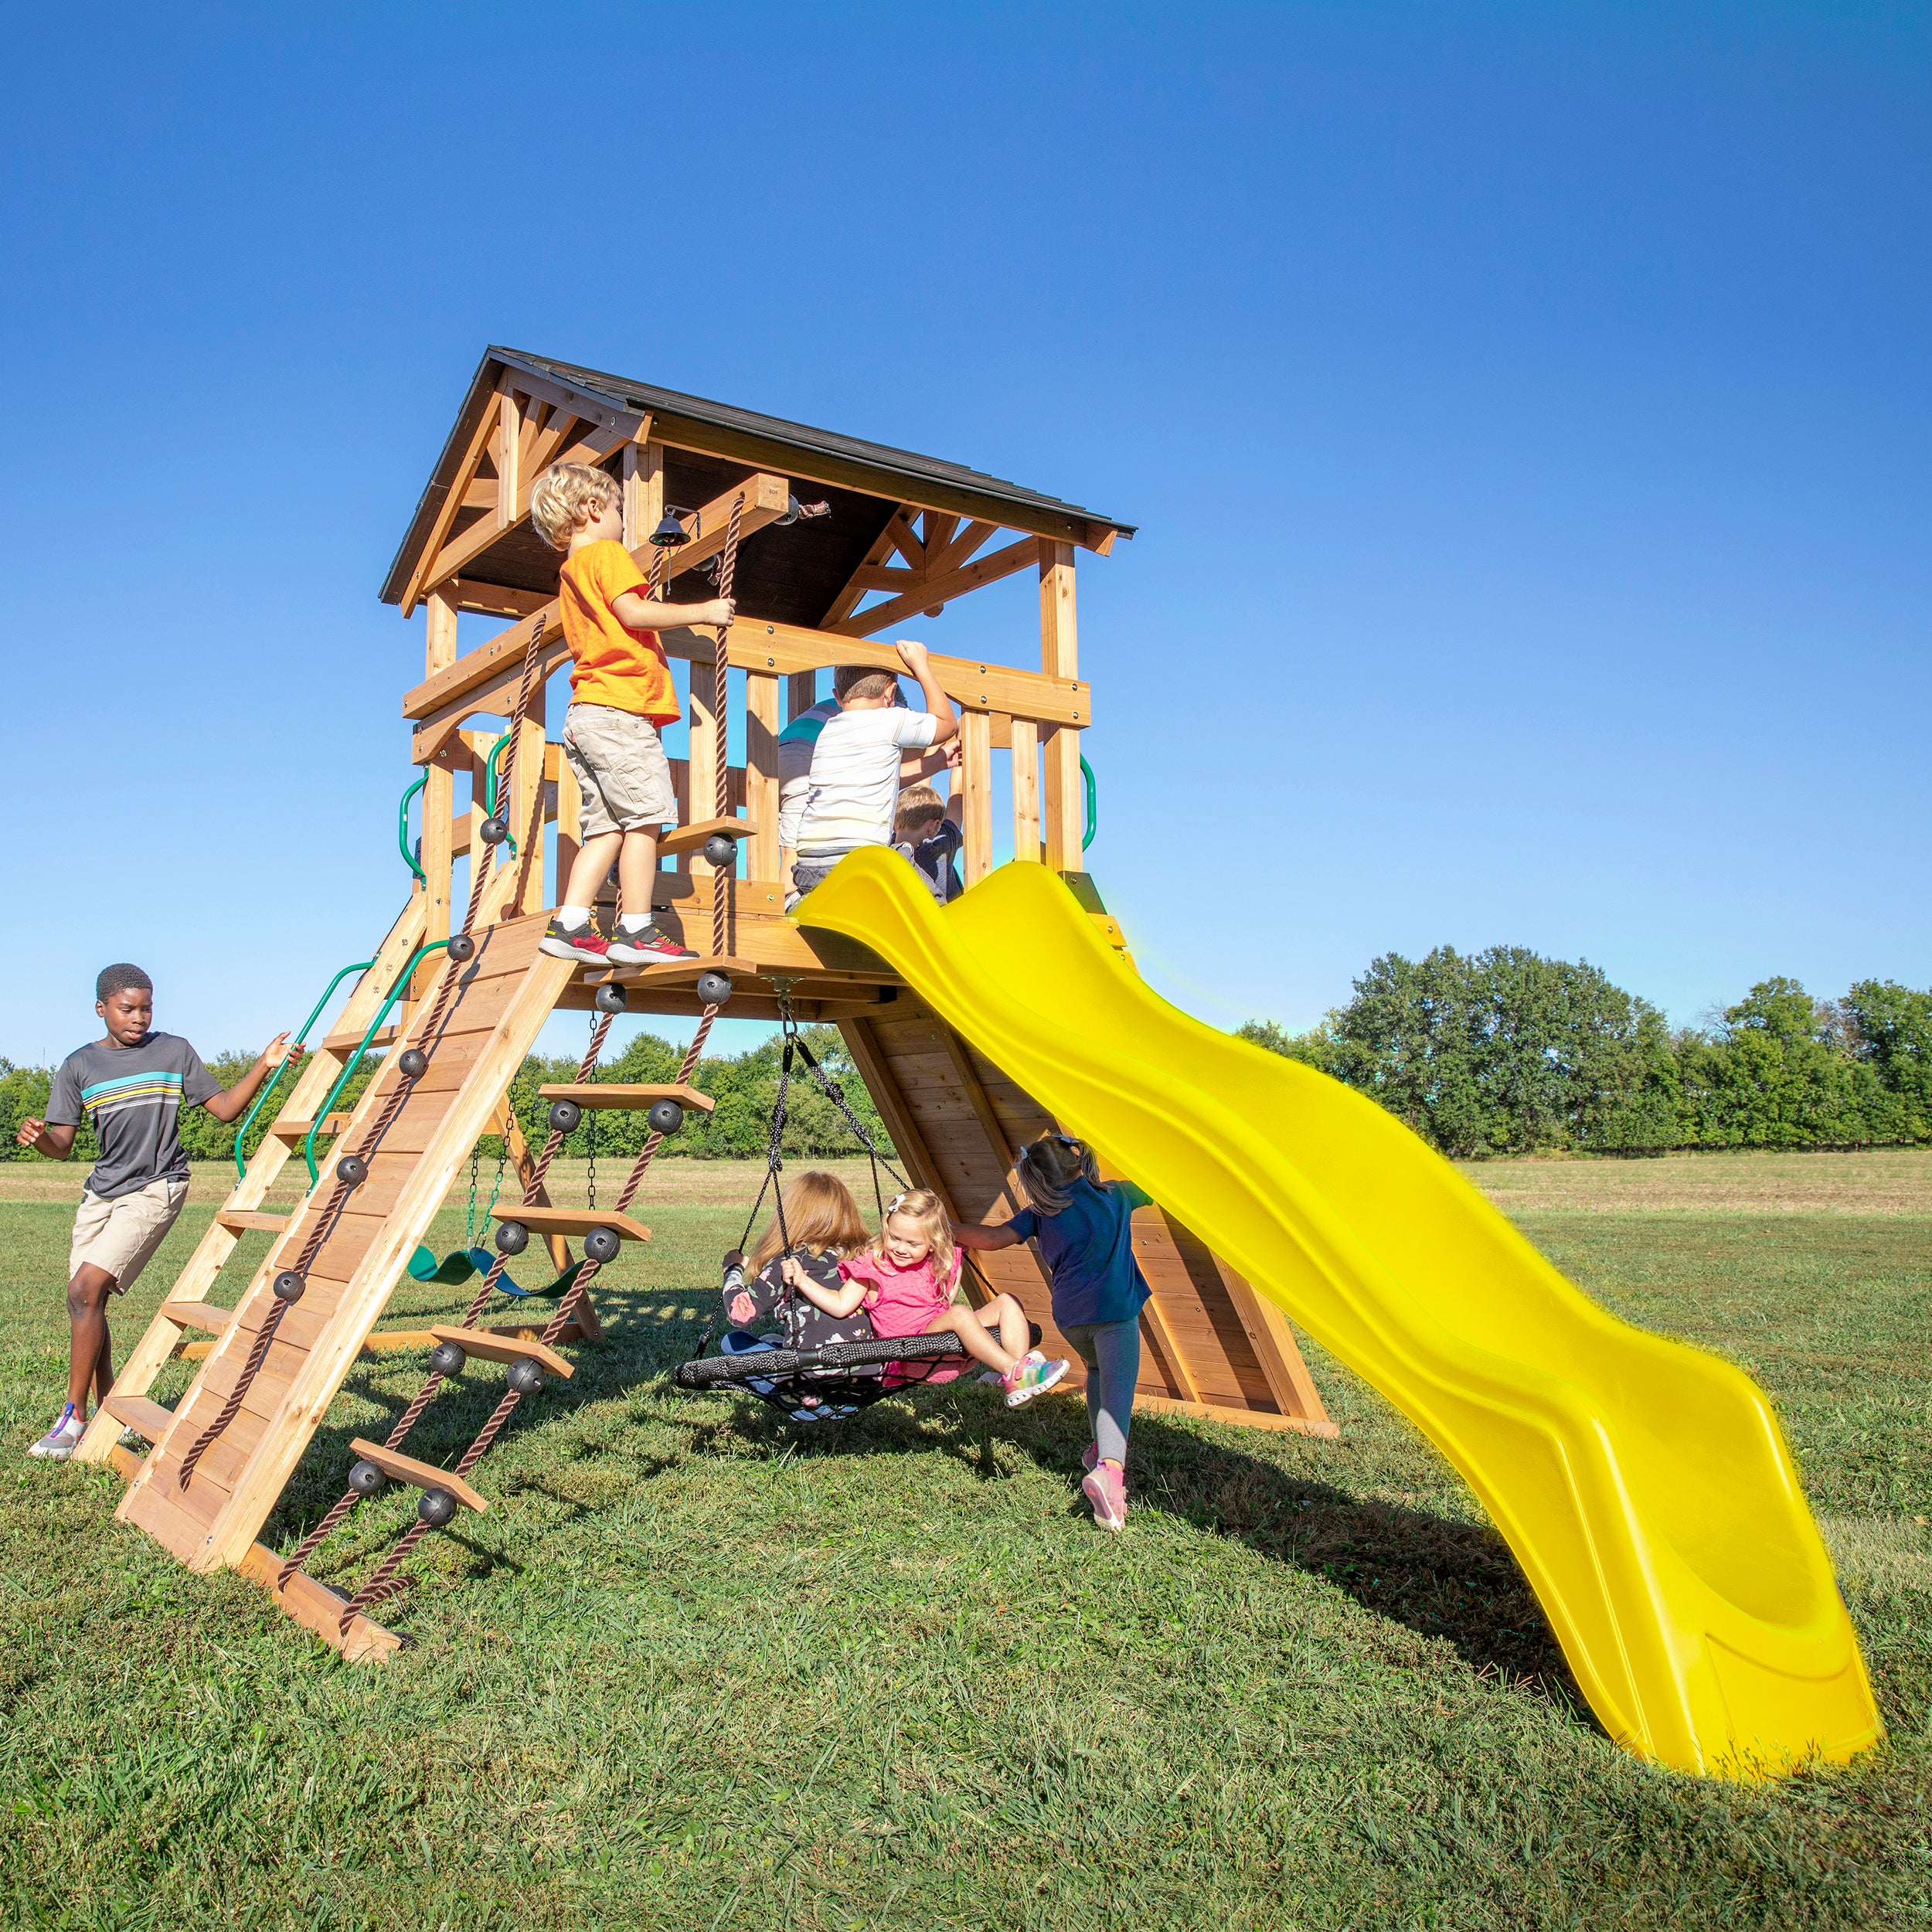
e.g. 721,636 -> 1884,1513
28,1406 -> 85,1460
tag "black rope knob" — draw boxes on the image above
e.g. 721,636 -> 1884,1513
398,1048 -> 428,1080
495,1219 -> 529,1255
583,1224 -> 622,1264
548,1099 -> 582,1133
695,971 -> 733,1008
479,815 -> 510,846
594,982 -> 628,1014
647,1099 -> 684,1136
272,1269 -> 306,1303
447,934 -> 477,964
702,832 -> 737,869
427,1339 -> 467,1376
505,1359 -> 546,1397
417,1487 -> 459,1529
348,1458 -> 386,1497
335,1154 -> 369,1187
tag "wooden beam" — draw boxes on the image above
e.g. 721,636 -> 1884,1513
496,389 -> 520,534
420,592 -> 458,975
492,1205 -> 651,1243
821,508 -> 910,628
1039,542 -> 1082,869
236,1542 -> 402,1664
426,1325 -> 573,1378
537,1082 -> 715,1113
400,398 -> 507,617
827,536 -> 1042,639
928,518 -> 998,577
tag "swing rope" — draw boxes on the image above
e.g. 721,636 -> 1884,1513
710,495 -> 744,961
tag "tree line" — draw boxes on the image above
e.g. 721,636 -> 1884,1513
0,1025 -> 895,1172
1236,948 -> 1932,1158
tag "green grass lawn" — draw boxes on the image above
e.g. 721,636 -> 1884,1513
2,1152 -> 1929,1929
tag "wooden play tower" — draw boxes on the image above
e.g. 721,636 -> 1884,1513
77,349 -> 1331,1659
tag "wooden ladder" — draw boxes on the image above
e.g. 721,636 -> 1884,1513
108,906 -> 580,1573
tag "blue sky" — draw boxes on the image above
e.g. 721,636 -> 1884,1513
2,3 -> 1925,1067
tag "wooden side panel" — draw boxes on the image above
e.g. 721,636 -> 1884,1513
114,909 -> 573,1570
845,992 -> 1331,1430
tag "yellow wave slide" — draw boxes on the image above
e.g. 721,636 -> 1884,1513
801,851 -> 1881,1777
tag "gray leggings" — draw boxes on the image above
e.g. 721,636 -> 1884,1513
1061,1318 -> 1140,1468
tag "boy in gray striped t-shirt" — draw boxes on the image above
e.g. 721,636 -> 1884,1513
17,964 -> 299,1461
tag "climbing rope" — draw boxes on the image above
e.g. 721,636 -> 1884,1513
330,1000 -> 725,1631
710,494 -> 744,960
182,604 -> 552,1492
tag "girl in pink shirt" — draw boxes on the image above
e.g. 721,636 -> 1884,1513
784,1189 -> 1068,1405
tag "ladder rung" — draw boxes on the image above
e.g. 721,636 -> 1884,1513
321,1022 -> 400,1053
347,1439 -> 489,1513
271,1114 -> 351,1140
217,1210 -> 289,1234
490,1205 -> 650,1243
103,1393 -> 176,1443
536,1083 -> 715,1114
160,1301 -> 233,1335
427,1325 -> 573,1378
657,815 -> 756,859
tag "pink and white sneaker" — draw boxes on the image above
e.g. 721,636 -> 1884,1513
1002,1349 -> 1069,1407
1081,1442 -> 1100,1474
1081,1458 -> 1128,1531
606,921 -> 698,964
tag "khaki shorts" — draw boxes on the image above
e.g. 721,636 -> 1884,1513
70,1176 -> 189,1292
562,703 -> 677,838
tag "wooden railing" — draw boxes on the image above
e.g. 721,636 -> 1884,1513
406,543 -> 1085,931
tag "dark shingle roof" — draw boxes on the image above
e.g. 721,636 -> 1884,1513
379,347 -> 1134,609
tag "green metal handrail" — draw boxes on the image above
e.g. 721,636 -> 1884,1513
1080,755 -> 1097,852
482,733 -> 517,856
303,940 -> 451,1184
398,775 -> 427,882
232,958 -> 378,1179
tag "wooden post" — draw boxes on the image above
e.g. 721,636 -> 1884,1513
416,593 -> 458,996
746,672 -> 780,883
621,440 -> 663,549
960,710 -> 993,886
509,683 -> 546,916
689,648 -> 720,878
787,670 -> 817,720
1010,716 -> 1040,862
1039,541 -> 1081,869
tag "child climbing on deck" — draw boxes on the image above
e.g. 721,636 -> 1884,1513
954,1136 -> 1152,1530
529,461 -> 736,966
892,767 -> 964,903
787,642 -> 958,910
785,1189 -> 1068,1404
16,964 -> 302,1461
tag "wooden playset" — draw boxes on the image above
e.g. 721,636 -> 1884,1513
75,348 -> 1332,1661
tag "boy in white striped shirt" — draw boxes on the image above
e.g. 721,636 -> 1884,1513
790,641 -> 958,906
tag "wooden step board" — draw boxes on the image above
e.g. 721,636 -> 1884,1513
838,997 -> 1334,1436
536,1082 -> 715,1113
114,908 -> 581,1573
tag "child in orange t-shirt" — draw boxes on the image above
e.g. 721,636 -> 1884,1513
529,461 -> 736,964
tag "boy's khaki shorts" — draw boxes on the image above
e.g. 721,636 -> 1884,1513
70,1176 -> 189,1291
561,703 -> 677,838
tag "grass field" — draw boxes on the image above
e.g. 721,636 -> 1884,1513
2,1150 -> 1928,1929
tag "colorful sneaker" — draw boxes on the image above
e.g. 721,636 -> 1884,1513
1002,1349 -> 1070,1407
606,922 -> 698,964
1082,1441 -> 1100,1474
28,1404 -> 84,1460
539,917 -> 611,964
1082,1459 -> 1128,1531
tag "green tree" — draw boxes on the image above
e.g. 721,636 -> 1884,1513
1842,978 -> 1932,1139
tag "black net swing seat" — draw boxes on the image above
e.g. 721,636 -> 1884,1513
669,994 -> 1037,1427
675,1323 -> 1046,1425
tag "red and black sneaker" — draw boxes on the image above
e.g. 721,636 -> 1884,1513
607,921 -> 699,964
539,917 -> 611,964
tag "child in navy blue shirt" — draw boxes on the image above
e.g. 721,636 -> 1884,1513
953,1134 -> 1151,1530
